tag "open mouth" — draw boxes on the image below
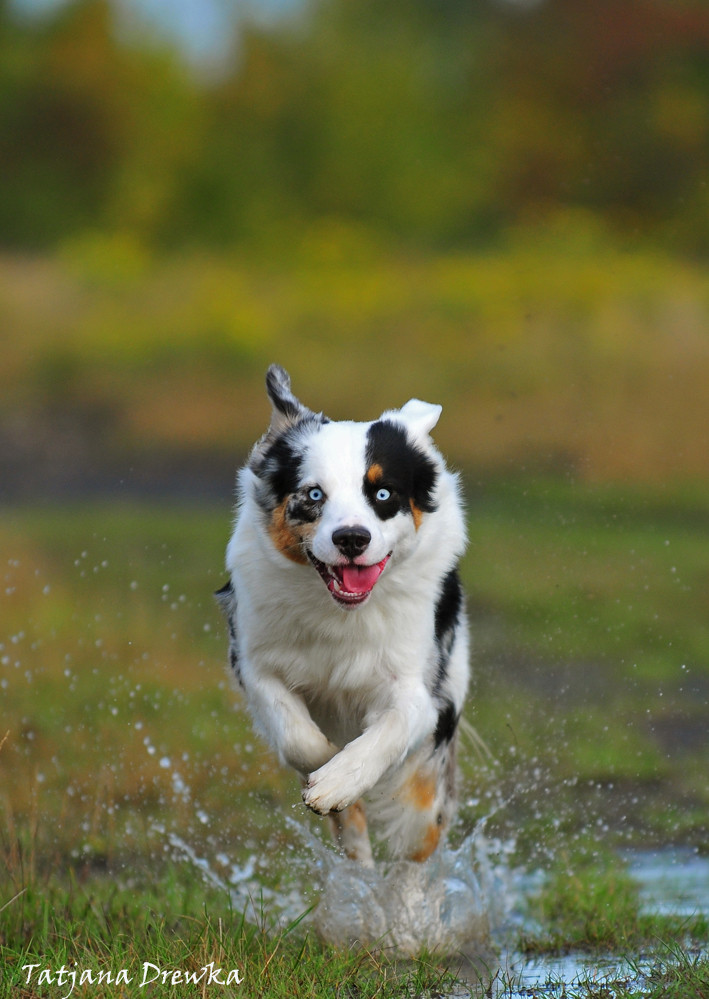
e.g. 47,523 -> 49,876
307,552 -> 391,607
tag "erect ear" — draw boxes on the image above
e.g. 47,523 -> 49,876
249,365 -> 317,473
265,364 -> 312,436
387,398 -> 442,441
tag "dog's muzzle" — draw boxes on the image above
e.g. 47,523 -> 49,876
307,550 -> 391,608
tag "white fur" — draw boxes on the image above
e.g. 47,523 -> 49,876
223,384 -> 468,860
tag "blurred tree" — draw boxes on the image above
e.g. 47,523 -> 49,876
0,0 -> 202,248
0,0 -> 119,245
485,0 -> 709,247
2,0 -> 709,253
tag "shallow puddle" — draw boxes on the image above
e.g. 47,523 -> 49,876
488,847 -> 709,998
624,846 -> 709,918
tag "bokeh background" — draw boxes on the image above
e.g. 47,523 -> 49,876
3,0 -> 709,488
2,0 -> 709,882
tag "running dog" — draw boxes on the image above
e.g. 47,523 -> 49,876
217,365 -> 468,864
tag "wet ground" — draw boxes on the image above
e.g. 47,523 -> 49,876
487,847 -> 709,998
166,802 -> 709,999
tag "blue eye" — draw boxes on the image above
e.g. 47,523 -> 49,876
308,487 -> 324,502
376,488 -> 391,502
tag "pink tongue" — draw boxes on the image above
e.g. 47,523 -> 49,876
340,561 -> 385,594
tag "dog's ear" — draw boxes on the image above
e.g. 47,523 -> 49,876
265,364 -> 313,435
249,365 -> 315,473
387,399 -> 442,441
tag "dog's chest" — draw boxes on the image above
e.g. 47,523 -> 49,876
263,619 -> 399,692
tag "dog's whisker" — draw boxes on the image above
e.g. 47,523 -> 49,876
459,716 -> 496,764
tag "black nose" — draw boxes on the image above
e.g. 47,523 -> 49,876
332,526 -> 371,559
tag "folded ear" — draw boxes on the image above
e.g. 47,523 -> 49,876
387,398 -> 442,441
265,364 -> 312,436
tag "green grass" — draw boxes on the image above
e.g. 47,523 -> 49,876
506,848 -> 709,999
458,477 -> 709,850
523,850 -> 708,955
465,478 -> 709,670
1,482 -> 708,995
495,953 -> 709,999
1,870 -> 461,998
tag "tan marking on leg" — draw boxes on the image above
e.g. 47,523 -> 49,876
328,800 -> 373,865
401,765 -> 448,861
409,499 -> 423,531
409,822 -> 442,863
404,769 -> 437,811
269,500 -> 309,565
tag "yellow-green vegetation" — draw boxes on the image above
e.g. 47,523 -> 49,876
3,242 -> 709,485
4,0 -> 709,256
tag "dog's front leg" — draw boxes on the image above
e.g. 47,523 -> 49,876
302,696 -> 434,815
246,672 -> 338,777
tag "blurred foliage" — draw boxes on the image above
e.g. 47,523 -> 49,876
2,244 -> 709,482
2,0 -> 709,483
2,0 -> 709,254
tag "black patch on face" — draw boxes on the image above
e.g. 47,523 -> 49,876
285,491 -> 322,525
433,699 -> 459,749
253,416 -> 325,512
432,567 -> 462,697
363,420 -> 438,521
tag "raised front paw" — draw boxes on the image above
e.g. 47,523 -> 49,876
302,759 -> 359,815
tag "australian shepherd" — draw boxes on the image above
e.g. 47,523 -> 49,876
217,365 -> 469,865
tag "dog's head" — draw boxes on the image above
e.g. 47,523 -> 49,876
247,365 -> 443,609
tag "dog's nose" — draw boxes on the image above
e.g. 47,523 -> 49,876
332,526 -> 371,559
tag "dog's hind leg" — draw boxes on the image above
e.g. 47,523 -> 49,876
327,801 -> 374,867
375,737 -> 458,862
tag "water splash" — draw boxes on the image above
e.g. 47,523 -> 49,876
304,825 -> 514,956
314,847 -> 487,954
145,732 -> 519,959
